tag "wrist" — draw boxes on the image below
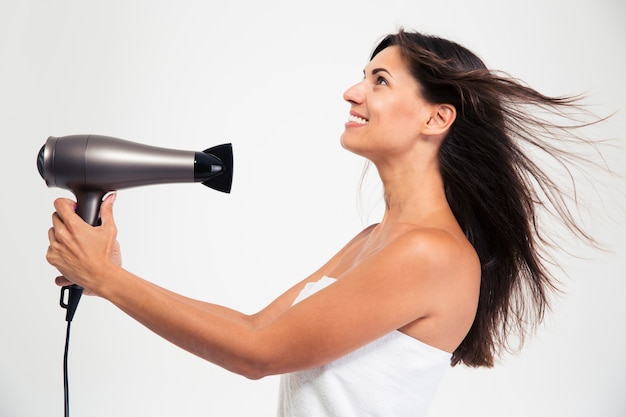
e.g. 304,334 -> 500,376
91,262 -> 126,300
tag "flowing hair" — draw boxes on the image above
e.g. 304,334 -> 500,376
371,30 -> 607,367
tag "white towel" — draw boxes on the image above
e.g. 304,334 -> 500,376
277,276 -> 450,417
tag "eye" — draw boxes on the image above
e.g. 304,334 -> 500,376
375,76 -> 389,86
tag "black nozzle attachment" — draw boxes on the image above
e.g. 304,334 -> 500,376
196,143 -> 233,193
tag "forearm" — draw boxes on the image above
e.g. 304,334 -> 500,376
97,266 -> 269,379
141,279 -> 257,328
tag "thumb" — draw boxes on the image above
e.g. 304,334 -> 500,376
99,192 -> 117,226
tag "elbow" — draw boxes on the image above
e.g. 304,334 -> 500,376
241,347 -> 291,380
241,366 -> 269,381
197,349 -> 272,380
231,337 -> 289,380
241,352 -> 308,380
233,357 -> 275,380
215,324 -> 294,380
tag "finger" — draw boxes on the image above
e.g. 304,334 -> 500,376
53,198 -> 77,223
51,211 -> 62,230
55,276 -> 72,287
54,276 -> 94,296
99,192 -> 117,227
50,212 -> 69,244
46,228 -> 62,267
47,226 -> 55,244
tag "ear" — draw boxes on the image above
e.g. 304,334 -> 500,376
424,104 -> 456,136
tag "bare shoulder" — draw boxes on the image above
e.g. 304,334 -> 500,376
390,227 -> 478,273
382,226 -> 481,300
385,227 -> 481,349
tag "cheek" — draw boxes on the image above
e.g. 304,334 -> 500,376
394,95 -> 428,131
379,103 -> 421,140
380,93 -> 421,121
397,93 -> 426,119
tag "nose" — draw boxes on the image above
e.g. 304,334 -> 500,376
343,81 -> 365,105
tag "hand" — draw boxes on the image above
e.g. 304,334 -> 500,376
47,193 -> 120,296
54,239 -> 122,295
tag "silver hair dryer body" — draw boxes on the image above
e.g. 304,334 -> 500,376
38,134 -> 233,320
38,134 -> 233,225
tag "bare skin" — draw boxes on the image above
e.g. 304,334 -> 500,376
47,46 -> 481,380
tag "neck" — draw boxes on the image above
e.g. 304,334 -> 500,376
374,157 -> 450,227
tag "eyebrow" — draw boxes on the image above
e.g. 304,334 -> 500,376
367,67 -> 393,78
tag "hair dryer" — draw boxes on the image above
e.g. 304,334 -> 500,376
37,134 -> 233,321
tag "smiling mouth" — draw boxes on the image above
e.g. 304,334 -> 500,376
348,114 -> 368,125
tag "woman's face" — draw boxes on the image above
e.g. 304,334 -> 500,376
340,46 -> 434,161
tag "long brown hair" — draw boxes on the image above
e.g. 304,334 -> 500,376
371,30 -> 604,367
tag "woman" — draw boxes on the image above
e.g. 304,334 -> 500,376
47,30 -> 599,416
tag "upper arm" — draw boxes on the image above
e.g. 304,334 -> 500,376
252,229 -> 469,375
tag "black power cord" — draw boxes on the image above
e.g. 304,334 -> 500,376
63,319 -> 72,417
60,284 -> 83,417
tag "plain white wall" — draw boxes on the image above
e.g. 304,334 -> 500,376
1,0 -> 624,416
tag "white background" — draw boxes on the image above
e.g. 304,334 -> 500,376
1,1 -> 625,416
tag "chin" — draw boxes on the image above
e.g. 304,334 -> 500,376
340,133 -> 374,159
340,135 -> 358,155
340,131 -> 360,151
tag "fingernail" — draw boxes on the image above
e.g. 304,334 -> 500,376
104,192 -> 117,204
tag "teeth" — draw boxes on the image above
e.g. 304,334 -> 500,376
349,114 -> 368,124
